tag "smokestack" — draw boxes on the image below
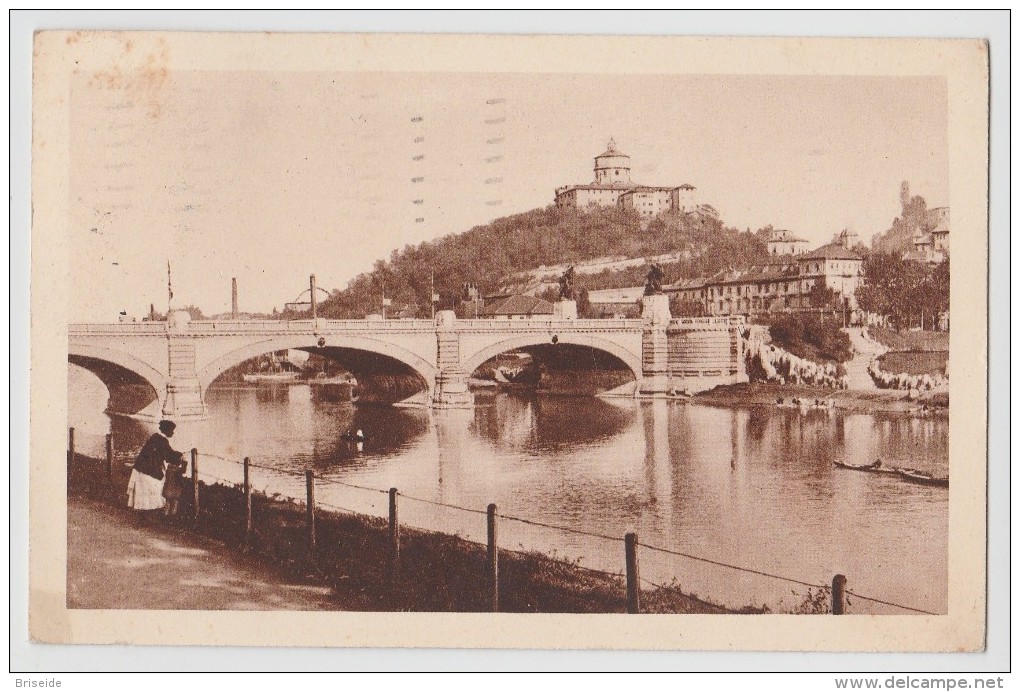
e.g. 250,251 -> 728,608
231,277 -> 239,319
310,274 -> 317,321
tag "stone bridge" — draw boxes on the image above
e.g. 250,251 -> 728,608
68,297 -> 746,420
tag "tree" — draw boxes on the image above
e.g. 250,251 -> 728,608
312,203 -> 770,319
808,280 -> 839,309
576,287 -> 592,318
856,251 -> 947,330
671,297 -> 706,317
181,304 -> 206,320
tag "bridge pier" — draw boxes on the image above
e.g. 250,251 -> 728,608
432,310 -> 474,409
162,311 -> 208,420
638,294 -> 672,396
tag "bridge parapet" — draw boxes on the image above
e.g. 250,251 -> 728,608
668,315 -> 745,330
180,319 -> 438,334
69,323 -> 169,336
453,318 -> 642,332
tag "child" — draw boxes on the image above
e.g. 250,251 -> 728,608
162,456 -> 186,519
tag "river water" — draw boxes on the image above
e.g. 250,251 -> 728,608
68,365 -> 948,614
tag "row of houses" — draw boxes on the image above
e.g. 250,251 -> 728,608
588,231 -> 865,319
459,229 -> 865,321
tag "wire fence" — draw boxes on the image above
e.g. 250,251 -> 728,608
69,427 -> 941,616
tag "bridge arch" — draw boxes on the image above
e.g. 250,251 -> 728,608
197,334 -> 438,395
68,343 -> 168,415
461,333 -> 643,380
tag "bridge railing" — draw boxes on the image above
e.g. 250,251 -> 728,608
69,315 -> 739,335
184,319 -> 437,334
68,322 -> 170,336
453,318 -> 642,331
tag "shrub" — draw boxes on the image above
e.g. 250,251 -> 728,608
764,314 -> 852,365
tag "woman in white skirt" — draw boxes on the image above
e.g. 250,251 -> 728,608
127,419 -> 184,525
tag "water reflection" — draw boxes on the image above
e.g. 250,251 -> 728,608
68,364 -> 948,613
471,391 -> 632,452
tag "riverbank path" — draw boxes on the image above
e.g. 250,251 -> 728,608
842,327 -> 888,392
67,496 -> 345,610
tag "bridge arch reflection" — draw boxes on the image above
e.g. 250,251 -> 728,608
461,333 -> 642,380
67,344 -> 166,416
198,335 -> 437,403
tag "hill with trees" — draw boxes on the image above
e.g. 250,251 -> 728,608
871,181 -> 939,254
312,205 -> 769,319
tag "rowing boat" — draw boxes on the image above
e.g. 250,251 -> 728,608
832,460 -> 897,475
895,468 -> 949,487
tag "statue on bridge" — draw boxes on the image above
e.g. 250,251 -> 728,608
558,266 -> 576,301
644,263 -> 665,296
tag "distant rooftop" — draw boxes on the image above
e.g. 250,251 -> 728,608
798,243 -> 863,261
483,294 -> 555,317
770,229 -> 809,243
596,137 -> 629,158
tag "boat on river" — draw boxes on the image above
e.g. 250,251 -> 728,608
243,350 -> 302,384
309,373 -> 359,402
895,468 -> 949,487
832,460 -> 898,475
242,371 -> 301,384
834,459 -> 948,487
491,353 -> 542,391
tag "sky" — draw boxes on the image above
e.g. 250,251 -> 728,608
70,70 -> 948,321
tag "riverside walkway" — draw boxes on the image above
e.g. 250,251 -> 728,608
67,496 -> 345,610
842,327 -> 887,392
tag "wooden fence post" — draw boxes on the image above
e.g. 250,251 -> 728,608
305,470 -> 317,555
105,433 -> 114,486
625,532 -> 640,614
67,427 -> 75,489
832,574 -> 847,615
243,457 -> 253,543
388,488 -> 400,584
487,503 -> 499,612
190,448 -> 199,522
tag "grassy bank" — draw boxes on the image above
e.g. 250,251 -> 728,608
870,327 -> 949,352
69,452 -> 747,614
694,382 -> 946,414
877,351 -> 949,376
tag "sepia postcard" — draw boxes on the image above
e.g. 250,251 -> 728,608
29,30 -> 989,652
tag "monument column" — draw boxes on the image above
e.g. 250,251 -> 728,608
162,310 -> 208,419
432,310 -> 474,409
554,300 -> 577,320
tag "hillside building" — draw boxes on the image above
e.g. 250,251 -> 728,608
586,286 -> 645,319
482,294 -> 555,320
554,139 -> 698,217
767,228 -> 810,256
904,207 -> 950,264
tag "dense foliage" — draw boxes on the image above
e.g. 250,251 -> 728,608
312,205 -> 769,319
764,313 -> 853,365
855,252 -> 949,330
871,181 -> 936,254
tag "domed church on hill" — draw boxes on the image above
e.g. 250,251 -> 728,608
553,139 -> 697,218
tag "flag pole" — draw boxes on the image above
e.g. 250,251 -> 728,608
167,260 -> 174,316
430,269 -> 435,320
